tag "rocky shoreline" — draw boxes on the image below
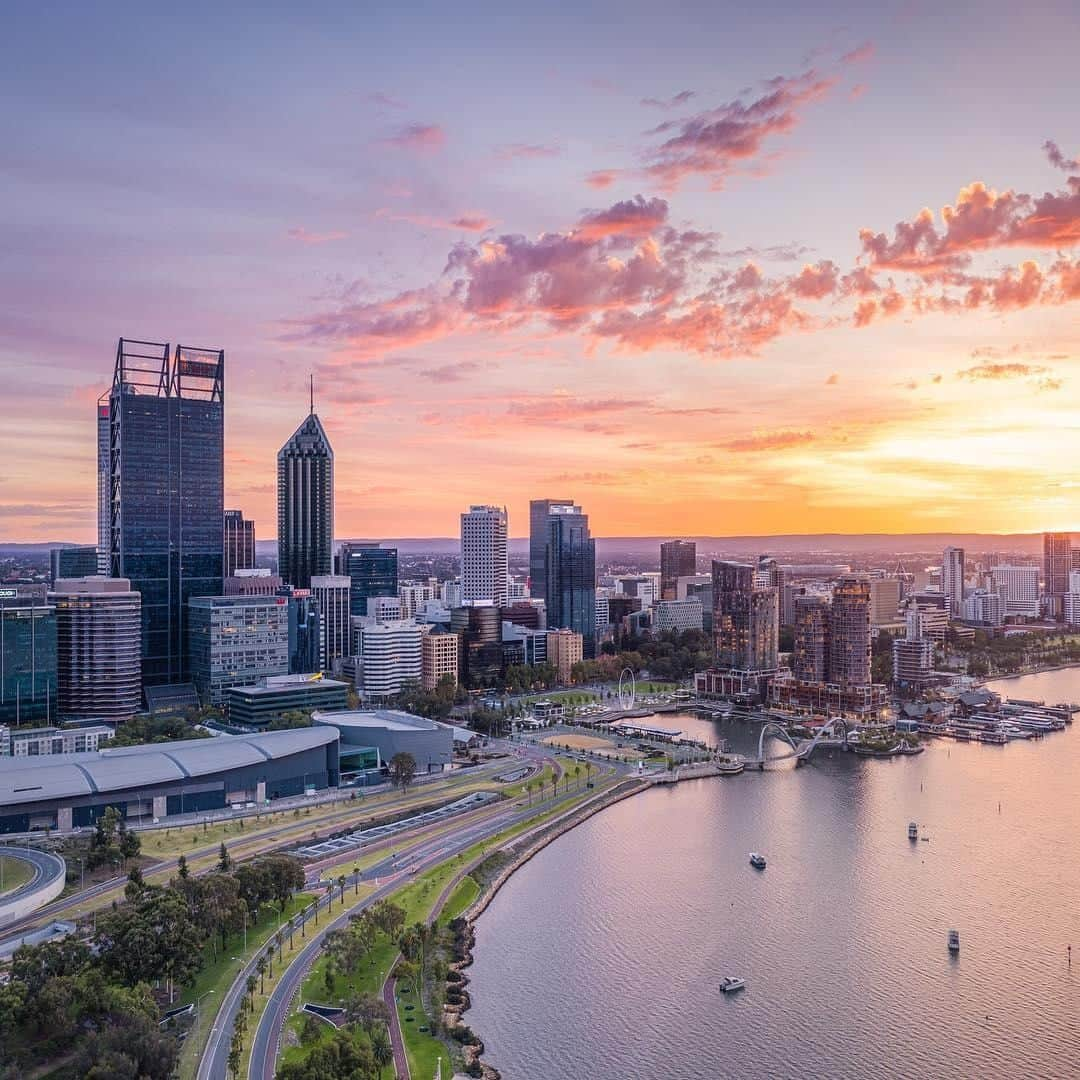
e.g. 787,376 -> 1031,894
442,778 -> 649,1078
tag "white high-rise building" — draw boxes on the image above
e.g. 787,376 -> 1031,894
398,579 -> 439,618
460,505 -> 508,606
311,575 -> 351,669
960,589 -> 1004,627
942,546 -> 965,616
991,564 -> 1040,618
1063,570 -> 1080,626
352,618 -> 424,699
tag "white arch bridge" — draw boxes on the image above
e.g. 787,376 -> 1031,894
748,718 -> 849,769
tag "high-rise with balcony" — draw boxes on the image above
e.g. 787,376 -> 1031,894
1043,532 -> 1072,617
660,540 -> 697,601
545,503 -> 597,658
224,510 -> 256,577
278,407 -> 334,590
711,561 -> 778,672
792,594 -> 830,683
106,338 -> 224,687
51,577 -> 141,722
529,499 -> 574,600
828,574 -> 872,686
96,395 -> 111,574
942,546 -> 965,616
461,506 -> 508,607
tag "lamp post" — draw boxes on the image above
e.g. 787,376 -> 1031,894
194,989 -> 215,1045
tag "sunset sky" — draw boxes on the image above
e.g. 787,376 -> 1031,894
3,2 -> 1080,541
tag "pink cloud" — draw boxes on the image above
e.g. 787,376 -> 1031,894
287,226 -> 348,245
573,196 -> 669,241
1044,139 -> 1080,172
585,170 -> 619,189
789,259 -> 840,299
641,90 -> 696,110
497,143 -> 562,160
381,123 -> 446,152
721,429 -> 816,452
374,208 -> 493,232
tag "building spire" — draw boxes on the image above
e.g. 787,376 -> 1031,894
309,373 -> 314,415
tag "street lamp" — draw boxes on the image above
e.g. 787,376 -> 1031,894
194,989 -> 215,1045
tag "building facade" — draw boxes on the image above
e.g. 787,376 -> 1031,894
942,546 -> 965,617
653,599 -> 703,635
828,575 -> 872,686
351,619 -> 423,699
277,411 -> 334,589
869,577 -> 902,627
461,505 -> 509,606
225,674 -> 350,726
1043,532 -> 1072,617
792,594 -> 830,683
2,724 -> 114,757
960,589 -> 1004,627
225,570 -> 284,596
337,542 -> 398,618
660,540 -> 697,601
310,575 -> 351,670
711,560 -> 778,673
51,577 -> 141,723
529,498 -> 574,601
50,546 -> 99,582
991,563 -> 1040,618
422,631 -> 459,690
96,394 -> 111,574
223,510 -> 256,577
546,628 -> 583,684
0,585 -> 57,726
107,339 -> 225,687
188,595 -> 290,705
545,503 -> 597,658
451,604 -> 503,687
278,587 -> 321,674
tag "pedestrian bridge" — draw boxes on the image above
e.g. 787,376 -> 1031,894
746,719 -> 849,769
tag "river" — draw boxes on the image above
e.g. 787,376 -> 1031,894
468,670 -> 1080,1078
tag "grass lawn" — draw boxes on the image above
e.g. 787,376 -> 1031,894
396,980 -> 451,1078
0,854 -> 35,896
439,875 -> 479,923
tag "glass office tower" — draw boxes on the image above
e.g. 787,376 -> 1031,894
529,498 -> 574,600
108,338 -> 224,688
0,585 -> 57,725
337,542 -> 398,617
545,504 -> 597,659
277,411 -> 334,590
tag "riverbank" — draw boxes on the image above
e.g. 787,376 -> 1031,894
448,776 -> 651,1078
983,659 -> 1080,684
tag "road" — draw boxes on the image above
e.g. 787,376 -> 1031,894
0,846 -> 67,931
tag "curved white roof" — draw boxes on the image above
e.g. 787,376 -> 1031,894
0,727 -> 337,808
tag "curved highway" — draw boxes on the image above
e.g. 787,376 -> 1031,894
0,846 -> 67,930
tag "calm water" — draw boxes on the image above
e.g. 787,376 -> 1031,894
469,671 -> 1080,1078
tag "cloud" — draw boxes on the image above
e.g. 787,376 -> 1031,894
381,123 -> 446,152
287,227 -> 348,245
719,242 -> 814,262
640,68 -> 837,190
365,91 -> 408,109
641,90 -> 696,109
374,209 -> 493,232
496,143 -> 562,160
1044,139 -> 1080,172
720,430 -> 816,452
789,260 -> 839,299
839,42 -> 875,65
955,361 -> 1049,381
573,196 -> 670,241
419,361 -> 482,383
585,170 -> 619,189
825,372 -> 839,385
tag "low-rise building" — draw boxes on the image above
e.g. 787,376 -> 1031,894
225,673 -> 350,726
422,631 -> 459,690
546,628 -> 583,684
653,599 -> 704,635
312,709 -> 453,773
0,724 -> 115,757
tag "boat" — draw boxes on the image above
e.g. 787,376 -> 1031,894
717,759 -> 745,776
908,822 -> 918,840
749,852 -> 766,869
948,929 -> 960,953
719,977 -> 746,993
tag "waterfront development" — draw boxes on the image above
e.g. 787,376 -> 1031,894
468,669 -> 1080,1079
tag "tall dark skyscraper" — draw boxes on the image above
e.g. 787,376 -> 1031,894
545,503 -> 596,658
96,394 -> 111,574
337,542 -> 398,617
529,498 -> 574,600
660,539 -> 697,600
223,509 -> 256,577
277,405 -> 334,590
107,338 -> 224,688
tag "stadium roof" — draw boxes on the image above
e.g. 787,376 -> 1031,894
0,727 -> 337,808
312,709 -> 442,733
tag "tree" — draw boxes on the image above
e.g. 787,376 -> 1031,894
371,1024 -> 394,1074
177,854 -> 190,879
119,822 -> 141,865
218,841 -> 232,873
77,1005 -> 178,1079
256,953 -> 267,995
389,751 -> 417,793
124,864 -> 146,902
344,989 -> 389,1033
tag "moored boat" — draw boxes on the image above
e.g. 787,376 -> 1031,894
719,977 -> 746,993
908,822 -> 918,840
948,929 -> 960,953
749,852 -> 766,869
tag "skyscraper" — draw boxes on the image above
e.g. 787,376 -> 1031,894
660,540 -> 697,600
461,505 -> 508,606
1043,532 -> 1072,616
545,503 -> 597,658
529,499 -> 574,600
711,560 -> 778,672
337,542 -> 398,617
107,338 -> 224,687
96,394 -> 110,575
224,510 -> 256,577
941,546 -> 965,616
828,574 -> 872,686
310,575 -> 350,670
277,405 -> 334,590
0,585 -> 57,725
792,594 -> 830,683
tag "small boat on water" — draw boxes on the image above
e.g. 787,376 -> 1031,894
908,822 -> 918,840
749,852 -> 767,869
948,929 -> 960,953
719,977 -> 746,993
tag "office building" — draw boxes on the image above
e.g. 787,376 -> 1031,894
507,575 -> 528,600
188,594 -> 290,706
337,542 -> 398,618
225,673 -> 350,727
422,631 -> 459,690
310,575 -> 350,670
828,574 -> 872,686
398,579 -> 439,618
461,506 -> 508,606
225,569 -> 284,596
367,596 -> 403,620
942,546 -> 965,617
277,586 -> 321,675
351,619 -> 423,699
501,601 -> 545,630
96,394 -> 111,574
595,593 -> 610,631
991,564 -> 1040,618
106,339 -> 224,688
960,589 -> 1004,628
50,577 -> 141,723
50,546 -> 99,583
529,498 -> 574,600
792,594 -> 830,683
653,599 -> 704,635
502,622 -> 548,667
223,510 -> 256,577
546,628 -> 583,684
893,609 -> 935,687
451,604 -> 502,687
618,575 -> 656,609
277,407 -> 334,590
1043,532 -> 1072,617
712,561 -> 778,673
869,577 -> 902,628
546,504 -> 597,657
0,585 -> 57,726
440,580 -> 463,607
2,724 -> 114,757
660,540 -> 696,600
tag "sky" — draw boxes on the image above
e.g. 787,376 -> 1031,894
2,1 -> 1080,541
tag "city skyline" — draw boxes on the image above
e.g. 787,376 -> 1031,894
4,5 -> 1080,542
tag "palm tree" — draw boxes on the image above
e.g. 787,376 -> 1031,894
353,865 -> 360,895
275,929 -> 284,964
288,915 -> 296,949
371,1025 -> 393,1076
338,874 -> 347,905
245,974 -> 257,1010
256,954 -> 267,995
266,944 -> 275,981
573,763 -> 582,791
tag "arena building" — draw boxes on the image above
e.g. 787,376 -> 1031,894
0,727 -> 339,835
312,709 -> 453,775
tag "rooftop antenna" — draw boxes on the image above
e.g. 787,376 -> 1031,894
309,373 -> 314,415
